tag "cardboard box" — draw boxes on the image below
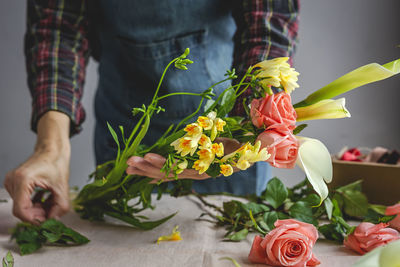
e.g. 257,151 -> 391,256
329,159 -> 400,205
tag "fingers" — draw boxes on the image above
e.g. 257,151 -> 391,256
12,180 -> 46,224
47,192 -> 70,220
127,156 -> 165,178
127,153 -> 211,182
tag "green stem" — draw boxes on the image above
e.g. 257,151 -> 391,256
152,59 -> 179,104
172,97 -> 204,134
156,92 -> 206,101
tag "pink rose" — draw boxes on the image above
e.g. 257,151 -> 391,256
249,219 -> 320,267
257,125 -> 299,168
344,222 -> 400,255
250,92 -> 297,130
385,203 -> 400,231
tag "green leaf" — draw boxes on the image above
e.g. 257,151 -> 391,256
205,163 -> 221,178
318,223 -> 345,243
262,177 -> 288,209
263,211 -> 278,231
105,211 -> 177,230
244,202 -> 270,215
364,208 -> 396,224
293,124 -> 308,135
223,201 -> 238,218
227,228 -> 248,241
341,190 -> 369,217
217,87 -> 236,117
289,201 -> 315,224
107,122 -> 121,160
324,197 -> 334,220
204,99 -> 215,112
302,193 -> 321,206
2,251 -> 14,267
336,180 -> 363,193
20,242 -> 42,256
369,204 -> 387,215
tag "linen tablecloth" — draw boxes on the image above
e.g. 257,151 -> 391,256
0,189 -> 361,267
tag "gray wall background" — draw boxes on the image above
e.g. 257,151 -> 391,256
1,0 -> 399,189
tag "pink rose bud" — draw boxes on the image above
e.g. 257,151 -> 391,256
248,219 -> 320,267
385,203 -> 400,231
344,222 -> 400,255
257,125 -> 299,169
250,92 -> 297,130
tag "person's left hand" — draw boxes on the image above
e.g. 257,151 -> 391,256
126,137 -> 241,183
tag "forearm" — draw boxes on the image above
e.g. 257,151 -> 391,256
35,111 -> 71,157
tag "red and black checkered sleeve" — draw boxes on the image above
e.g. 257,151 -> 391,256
25,0 -> 90,135
231,0 -> 300,116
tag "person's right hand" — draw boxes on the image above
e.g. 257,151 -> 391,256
4,111 -> 71,224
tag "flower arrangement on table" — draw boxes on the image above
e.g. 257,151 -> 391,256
10,48 -> 400,265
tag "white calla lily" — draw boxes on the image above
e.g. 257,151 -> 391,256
295,98 -> 351,122
296,136 -> 332,203
353,239 -> 400,267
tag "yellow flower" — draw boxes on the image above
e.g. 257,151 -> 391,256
197,116 -> 213,130
176,159 -> 188,174
170,137 -> 197,156
156,226 -> 182,244
214,118 -> 226,132
253,57 -> 299,94
236,159 -> 251,170
220,164 -> 233,176
199,134 -> 212,149
198,148 -> 214,161
211,143 -> 224,157
221,141 -> 270,170
184,123 -> 202,137
193,159 -> 212,174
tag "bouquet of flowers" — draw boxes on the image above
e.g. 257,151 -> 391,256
73,48 -> 400,230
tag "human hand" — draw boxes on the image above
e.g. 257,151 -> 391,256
126,137 -> 242,183
4,149 -> 70,224
4,111 -> 71,224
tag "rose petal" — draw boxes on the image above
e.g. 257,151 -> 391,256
248,235 -> 267,264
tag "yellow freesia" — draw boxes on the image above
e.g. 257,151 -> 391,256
193,159 -> 213,174
156,226 -> 182,244
221,141 -> 270,171
236,159 -> 251,170
176,159 -> 188,174
184,123 -> 202,137
220,164 -> 233,176
199,134 -> 212,148
295,98 -> 351,122
211,143 -> 224,157
253,57 -> 299,94
214,118 -> 226,132
170,137 -> 198,156
197,111 -> 217,130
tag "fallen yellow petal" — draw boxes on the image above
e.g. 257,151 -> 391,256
156,226 -> 182,244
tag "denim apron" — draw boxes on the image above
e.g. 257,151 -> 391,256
90,0 -> 271,196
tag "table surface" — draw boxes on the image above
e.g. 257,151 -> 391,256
0,189 -> 361,267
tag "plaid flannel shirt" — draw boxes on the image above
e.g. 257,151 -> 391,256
25,0 -> 299,135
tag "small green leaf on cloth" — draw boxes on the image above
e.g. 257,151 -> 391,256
2,251 -> 14,267
219,257 -> 242,267
11,219 -> 89,255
